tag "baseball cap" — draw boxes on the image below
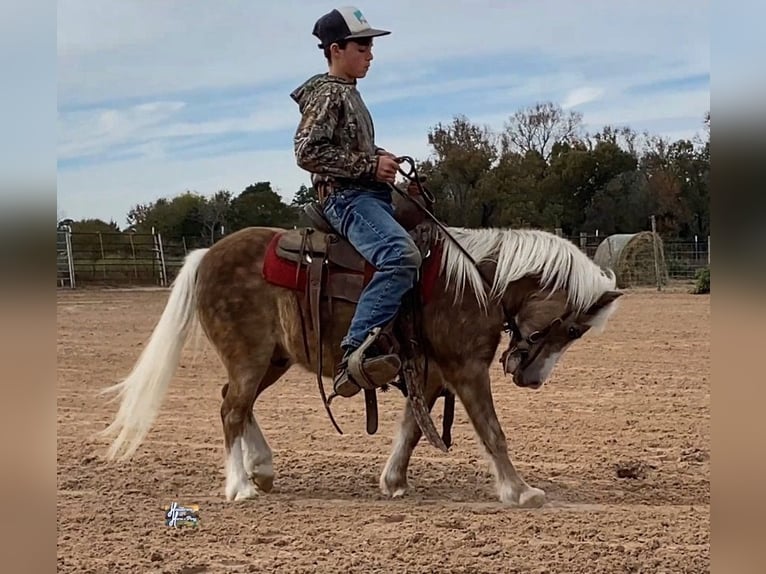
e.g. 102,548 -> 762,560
312,6 -> 391,49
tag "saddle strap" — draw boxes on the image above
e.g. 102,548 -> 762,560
308,252 -> 344,435
401,360 -> 448,453
364,389 -> 378,435
397,290 -> 448,453
441,390 -> 455,449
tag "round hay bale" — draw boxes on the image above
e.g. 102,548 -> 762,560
593,232 -> 669,288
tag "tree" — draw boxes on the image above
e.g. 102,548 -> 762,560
68,218 -> 128,257
290,184 -> 318,208
639,136 -> 704,236
110,101 -> 709,241
126,203 -> 153,229
501,102 -> 584,161
542,139 -> 637,234
200,190 -> 232,244
422,115 -> 497,227
480,149 -> 553,229
228,182 -> 298,231
588,125 -> 640,158
583,171 -> 652,235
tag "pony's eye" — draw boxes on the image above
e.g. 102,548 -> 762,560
567,326 -> 581,339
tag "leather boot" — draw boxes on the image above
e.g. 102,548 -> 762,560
331,327 -> 401,399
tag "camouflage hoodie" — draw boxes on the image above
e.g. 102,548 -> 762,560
290,73 -> 384,194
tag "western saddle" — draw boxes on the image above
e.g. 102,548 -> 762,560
273,189 -> 455,452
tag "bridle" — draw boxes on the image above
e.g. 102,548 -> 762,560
503,313 -> 587,376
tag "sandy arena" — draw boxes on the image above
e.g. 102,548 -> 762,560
57,288 -> 710,573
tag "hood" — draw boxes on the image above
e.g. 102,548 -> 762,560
290,73 -> 355,111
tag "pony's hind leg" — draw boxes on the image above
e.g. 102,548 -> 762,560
242,355 -> 290,493
221,349 -> 290,501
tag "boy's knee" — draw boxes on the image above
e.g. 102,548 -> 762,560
399,239 -> 422,269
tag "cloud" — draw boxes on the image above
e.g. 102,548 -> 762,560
56,0 -> 710,223
562,87 -> 605,110
58,101 -> 187,159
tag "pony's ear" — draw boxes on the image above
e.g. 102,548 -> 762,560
583,291 -> 623,331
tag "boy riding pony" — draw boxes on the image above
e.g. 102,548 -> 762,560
291,7 -> 421,401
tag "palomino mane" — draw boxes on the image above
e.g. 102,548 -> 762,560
436,227 -> 616,312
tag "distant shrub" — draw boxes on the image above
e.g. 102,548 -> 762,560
692,267 -> 710,294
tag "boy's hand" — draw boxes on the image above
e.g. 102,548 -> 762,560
375,155 -> 399,183
376,148 -> 397,159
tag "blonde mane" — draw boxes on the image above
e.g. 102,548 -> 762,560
438,227 -> 616,311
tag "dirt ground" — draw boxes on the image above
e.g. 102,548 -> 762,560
57,288 -> 709,573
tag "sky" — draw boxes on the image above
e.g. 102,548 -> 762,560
57,0 -> 710,226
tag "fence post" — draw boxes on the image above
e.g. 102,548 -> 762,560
128,233 -> 138,279
152,229 -> 168,287
98,231 -> 107,280
158,233 -> 167,287
554,227 -> 563,237
56,226 -> 77,288
707,235 -> 711,266
66,229 -> 76,288
579,231 -> 587,253
650,215 -> 662,292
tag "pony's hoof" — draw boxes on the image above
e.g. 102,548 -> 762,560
518,486 -> 546,509
253,473 -> 274,493
232,483 -> 260,501
380,475 -> 408,498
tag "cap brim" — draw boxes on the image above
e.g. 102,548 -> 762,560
344,28 -> 391,41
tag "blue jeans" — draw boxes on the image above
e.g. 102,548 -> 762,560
323,188 -> 422,350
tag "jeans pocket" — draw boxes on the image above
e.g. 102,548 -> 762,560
323,196 -> 346,234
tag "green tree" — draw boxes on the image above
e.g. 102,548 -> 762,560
126,191 -> 208,240
68,218 -> 128,257
583,171 -> 652,235
481,149 -> 554,229
543,139 -> 637,234
290,184 -> 318,208
420,115 -> 497,227
228,182 -> 298,231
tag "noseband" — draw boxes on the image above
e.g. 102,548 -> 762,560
502,312 -> 584,372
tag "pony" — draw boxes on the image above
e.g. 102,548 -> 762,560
99,208 -> 621,509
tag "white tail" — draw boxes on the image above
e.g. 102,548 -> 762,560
99,248 -> 209,461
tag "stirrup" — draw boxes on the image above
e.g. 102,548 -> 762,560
347,327 -> 402,391
327,328 -> 401,404
327,357 -> 361,404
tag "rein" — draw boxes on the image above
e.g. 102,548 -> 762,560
389,156 -> 520,336
391,157 -> 581,360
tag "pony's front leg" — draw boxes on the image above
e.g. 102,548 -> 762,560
453,368 -> 546,508
380,376 -> 443,498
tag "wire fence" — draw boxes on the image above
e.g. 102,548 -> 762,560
560,231 -> 710,282
56,225 -> 710,289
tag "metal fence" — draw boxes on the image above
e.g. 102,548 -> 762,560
56,227 -> 711,289
561,231 -> 710,281
57,227 -> 169,287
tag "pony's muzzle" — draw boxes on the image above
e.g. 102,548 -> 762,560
500,349 -> 525,375
500,346 -> 525,376
512,372 -> 543,389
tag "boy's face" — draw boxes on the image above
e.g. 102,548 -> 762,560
331,39 -> 374,79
